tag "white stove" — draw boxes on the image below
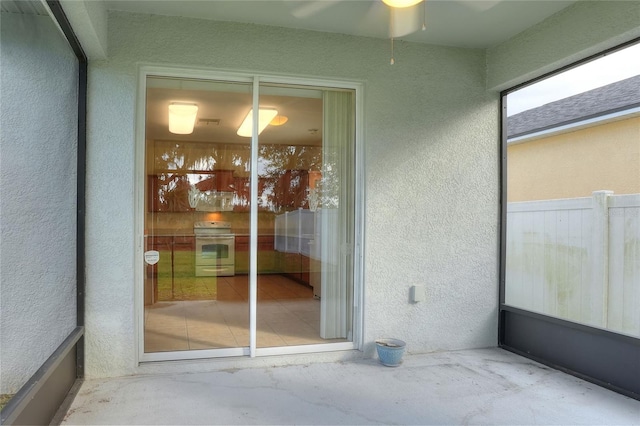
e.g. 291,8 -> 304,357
193,221 -> 232,236
193,221 -> 235,277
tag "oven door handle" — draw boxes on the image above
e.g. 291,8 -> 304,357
196,236 -> 234,240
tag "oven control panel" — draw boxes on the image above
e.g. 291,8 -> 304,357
193,221 -> 232,236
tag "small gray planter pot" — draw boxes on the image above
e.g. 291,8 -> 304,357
375,338 -> 406,367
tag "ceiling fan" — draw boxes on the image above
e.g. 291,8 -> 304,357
383,0 -> 426,64
292,0 -> 425,37
290,0 -> 500,64
290,0 -> 426,63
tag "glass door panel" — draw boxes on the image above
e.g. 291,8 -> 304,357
256,84 -> 356,348
143,76 -> 252,353
142,74 -> 357,357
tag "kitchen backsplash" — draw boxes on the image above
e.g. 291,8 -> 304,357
145,211 -> 279,235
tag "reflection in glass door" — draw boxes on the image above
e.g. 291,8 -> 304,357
143,77 -> 252,355
141,73 -> 357,359
256,84 -> 355,349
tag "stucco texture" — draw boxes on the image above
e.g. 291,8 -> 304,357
84,10 -> 500,378
508,117 -> 640,202
486,1 -> 640,91
0,13 -> 78,393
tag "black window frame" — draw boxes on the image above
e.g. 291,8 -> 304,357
0,1 -> 87,424
498,38 -> 640,401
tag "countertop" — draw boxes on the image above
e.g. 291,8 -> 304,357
145,230 -> 275,237
145,230 -> 194,237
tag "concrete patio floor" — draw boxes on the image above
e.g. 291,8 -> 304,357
59,348 -> 640,425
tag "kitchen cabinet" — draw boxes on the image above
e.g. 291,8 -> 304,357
274,209 -> 315,286
277,252 -> 311,286
274,209 -> 314,254
276,169 -> 310,210
300,254 -> 310,285
234,235 -> 278,274
147,170 -> 235,212
148,175 -> 192,212
148,169 -> 313,213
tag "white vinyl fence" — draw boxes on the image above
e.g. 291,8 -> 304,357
506,190 -> 640,337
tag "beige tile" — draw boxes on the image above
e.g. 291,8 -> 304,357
290,310 -> 320,323
219,308 -> 249,320
271,324 -> 320,342
144,324 -> 187,336
228,332 -> 250,347
223,316 -> 250,328
291,287 -> 314,298
280,335 -> 325,346
259,311 -> 299,324
145,316 -> 187,330
257,303 -> 287,314
146,301 -> 186,312
257,292 -> 276,301
143,274 -> 349,352
218,300 -> 248,310
186,318 -> 227,329
307,320 -> 321,332
187,321 -> 231,334
187,327 -> 237,349
186,314 -> 226,326
144,328 -> 189,352
281,299 -> 320,312
222,310 -> 249,324
256,333 -> 287,348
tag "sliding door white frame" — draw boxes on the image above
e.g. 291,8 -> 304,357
135,64 -> 364,363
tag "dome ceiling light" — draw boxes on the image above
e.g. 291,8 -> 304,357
270,115 -> 289,126
237,108 -> 278,137
168,102 -> 198,134
382,0 -> 422,7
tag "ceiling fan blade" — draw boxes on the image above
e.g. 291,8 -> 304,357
389,3 -> 422,37
456,0 -> 501,12
290,0 -> 342,19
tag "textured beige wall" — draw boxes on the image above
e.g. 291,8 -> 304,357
1,13 -> 79,393
507,116 -> 640,202
487,1 -> 640,91
84,10 -> 499,378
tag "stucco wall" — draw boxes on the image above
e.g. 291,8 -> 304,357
508,117 -> 640,202
84,11 -> 499,378
486,1 -> 640,92
0,13 -> 78,393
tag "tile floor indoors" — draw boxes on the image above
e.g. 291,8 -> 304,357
145,274 -> 345,352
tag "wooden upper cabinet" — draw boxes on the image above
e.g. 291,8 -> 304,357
274,169 -> 309,211
148,170 -> 238,212
148,174 -> 192,212
148,169 -> 314,212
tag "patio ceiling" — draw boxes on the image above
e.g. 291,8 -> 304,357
104,0 -> 579,145
102,0 -> 577,48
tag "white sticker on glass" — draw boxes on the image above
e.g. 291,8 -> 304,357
144,250 -> 160,265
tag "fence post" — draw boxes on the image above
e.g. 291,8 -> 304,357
591,190 -> 613,327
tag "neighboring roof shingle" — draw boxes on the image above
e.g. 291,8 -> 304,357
507,75 -> 640,139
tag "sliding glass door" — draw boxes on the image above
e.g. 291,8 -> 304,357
139,71 -> 358,360
255,84 -> 355,349
143,77 -> 253,357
